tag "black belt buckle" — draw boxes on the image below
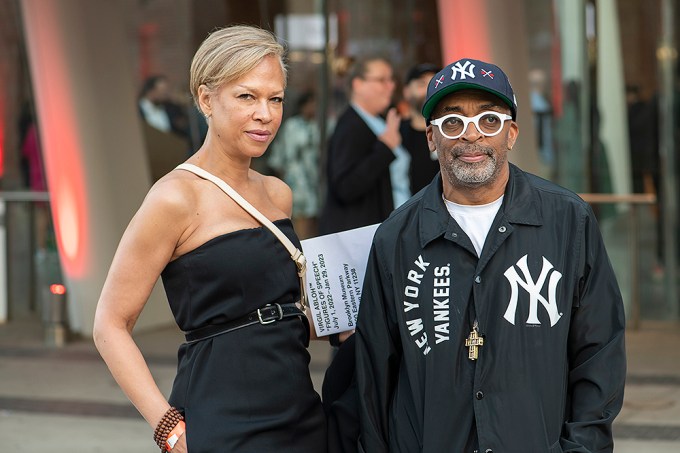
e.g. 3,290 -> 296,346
257,303 -> 283,325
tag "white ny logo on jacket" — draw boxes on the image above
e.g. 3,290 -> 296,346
503,255 -> 563,327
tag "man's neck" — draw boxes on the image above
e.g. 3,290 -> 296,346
351,98 -> 378,117
441,166 -> 510,205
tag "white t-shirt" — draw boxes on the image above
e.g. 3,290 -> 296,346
443,195 -> 504,257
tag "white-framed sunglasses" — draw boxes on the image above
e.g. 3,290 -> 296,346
430,111 -> 513,140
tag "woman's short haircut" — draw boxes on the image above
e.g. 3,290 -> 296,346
189,25 -> 287,112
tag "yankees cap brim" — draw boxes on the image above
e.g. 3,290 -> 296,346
422,82 -> 515,121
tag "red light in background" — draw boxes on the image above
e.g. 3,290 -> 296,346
50,284 -> 66,295
22,0 -> 91,278
138,22 -> 159,80
437,0 -> 491,63
551,3 -> 563,118
0,91 -> 4,178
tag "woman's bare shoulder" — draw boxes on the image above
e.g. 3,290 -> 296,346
258,172 -> 292,216
138,170 -> 200,225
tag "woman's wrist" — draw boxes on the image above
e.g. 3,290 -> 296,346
153,406 -> 184,451
165,420 -> 186,451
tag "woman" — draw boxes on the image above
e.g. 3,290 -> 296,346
93,25 -> 326,452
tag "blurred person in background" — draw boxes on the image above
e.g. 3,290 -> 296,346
138,74 -> 190,140
400,63 -> 441,193
319,56 -> 410,234
268,91 -> 321,239
529,68 -> 556,174
626,84 -> 663,277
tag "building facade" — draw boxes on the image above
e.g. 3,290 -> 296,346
0,0 -> 677,337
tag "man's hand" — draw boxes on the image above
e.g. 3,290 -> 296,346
326,329 -> 355,347
339,329 -> 355,343
379,108 -> 402,150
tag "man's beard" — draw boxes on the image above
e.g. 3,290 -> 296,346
440,144 -> 504,187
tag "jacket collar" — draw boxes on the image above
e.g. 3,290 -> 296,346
419,163 -> 543,248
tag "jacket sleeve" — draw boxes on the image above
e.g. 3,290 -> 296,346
561,208 -> 627,453
355,242 -> 401,453
327,119 -> 396,204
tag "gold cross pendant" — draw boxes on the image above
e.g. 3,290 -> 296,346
465,324 -> 484,361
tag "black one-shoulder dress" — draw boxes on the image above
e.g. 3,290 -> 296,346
161,219 -> 326,452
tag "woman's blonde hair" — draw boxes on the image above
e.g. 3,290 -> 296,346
190,25 -> 287,112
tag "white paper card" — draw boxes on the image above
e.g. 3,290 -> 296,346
301,223 -> 379,336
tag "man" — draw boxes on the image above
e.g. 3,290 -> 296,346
400,63 -> 441,193
319,56 -> 407,234
138,75 -> 188,139
355,58 -> 626,453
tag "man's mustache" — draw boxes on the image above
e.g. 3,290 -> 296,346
452,144 -> 494,158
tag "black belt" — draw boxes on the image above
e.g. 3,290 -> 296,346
184,302 -> 304,344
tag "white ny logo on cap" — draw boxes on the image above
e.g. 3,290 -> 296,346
451,60 -> 476,80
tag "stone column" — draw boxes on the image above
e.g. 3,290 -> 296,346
20,0 -> 173,335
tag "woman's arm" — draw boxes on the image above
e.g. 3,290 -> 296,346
93,180 -> 190,433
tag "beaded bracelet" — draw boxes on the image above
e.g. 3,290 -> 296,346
153,407 -> 184,452
166,420 -> 186,451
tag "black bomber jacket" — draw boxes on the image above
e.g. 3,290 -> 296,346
355,164 -> 626,453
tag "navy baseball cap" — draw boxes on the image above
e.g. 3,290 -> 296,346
422,58 -> 517,121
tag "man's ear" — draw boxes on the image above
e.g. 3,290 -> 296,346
507,122 -> 519,150
426,125 -> 437,152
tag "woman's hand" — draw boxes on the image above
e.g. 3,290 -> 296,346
169,433 -> 187,453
